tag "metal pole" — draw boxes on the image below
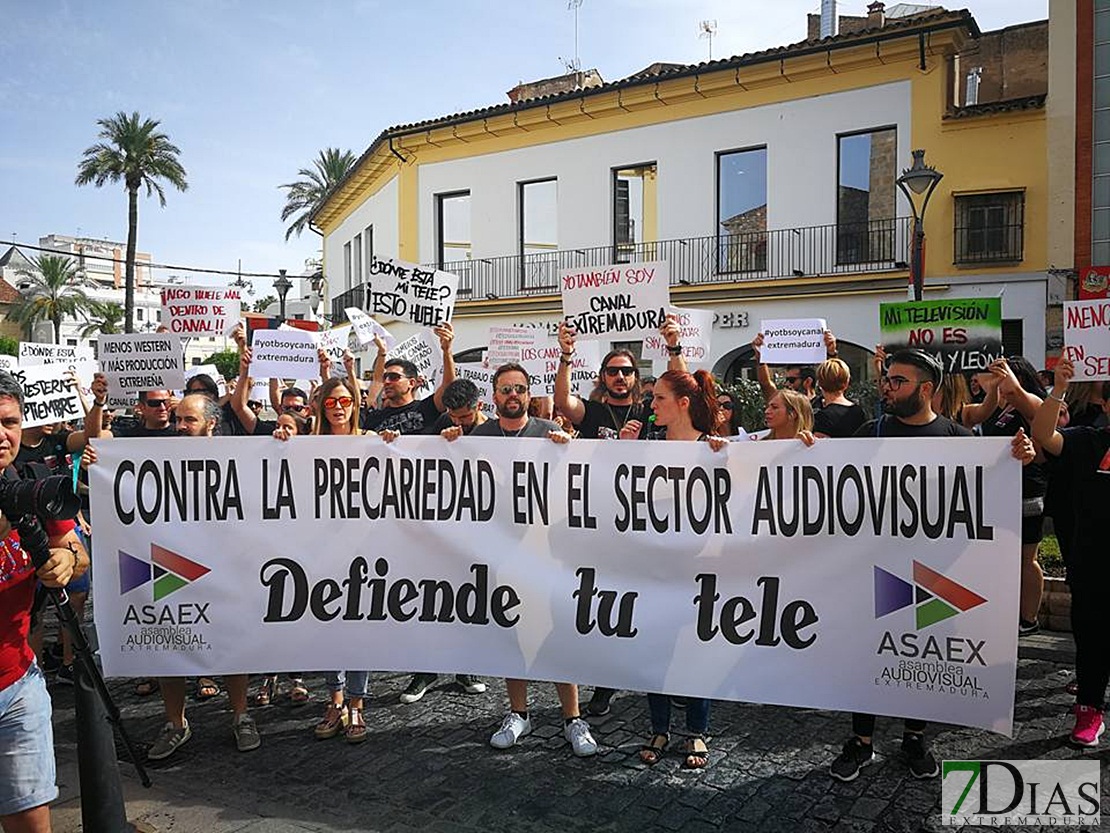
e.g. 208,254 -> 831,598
911,217 -> 925,302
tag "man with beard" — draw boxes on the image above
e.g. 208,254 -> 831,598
360,323 -> 456,435
141,394 -> 259,759
459,364 -> 597,756
832,348 -> 970,782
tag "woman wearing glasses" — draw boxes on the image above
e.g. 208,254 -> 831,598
623,369 -> 726,769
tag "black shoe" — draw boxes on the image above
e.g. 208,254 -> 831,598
56,663 -> 75,686
902,732 -> 939,779
455,674 -> 486,694
399,673 -> 437,704
670,696 -> 689,708
586,688 -> 614,717
830,737 -> 873,781
1019,619 -> 1041,636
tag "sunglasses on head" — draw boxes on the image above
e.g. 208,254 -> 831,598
323,396 -> 354,409
604,366 -> 636,377
497,384 -> 529,396
382,371 -> 411,382
144,398 -> 170,409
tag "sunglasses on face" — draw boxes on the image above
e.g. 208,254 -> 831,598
382,372 -> 411,382
604,366 -> 636,378
719,401 -> 734,411
282,404 -> 309,414
323,396 -> 354,409
784,376 -> 802,385
497,384 -> 529,396
144,399 -> 170,409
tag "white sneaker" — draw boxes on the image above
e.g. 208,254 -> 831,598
564,717 -> 598,757
490,712 -> 532,749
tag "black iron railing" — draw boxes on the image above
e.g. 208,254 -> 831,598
331,219 -> 910,321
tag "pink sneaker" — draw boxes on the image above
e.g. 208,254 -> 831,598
1070,705 -> 1105,747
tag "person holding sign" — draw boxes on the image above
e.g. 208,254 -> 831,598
429,378 -> 488,439
1031,358 -> 1110,748
751,330 -> 838,407
555,321 -> 650,440
629,369 -> 726,769
361,324 -> 456,437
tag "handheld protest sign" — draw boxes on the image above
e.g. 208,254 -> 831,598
19,342 -> 94,366
560,261 -> 670,341
389,330 -> 444,400
758,318 -> 827,365
248,329 -> 320,380
99,333 -> 186,398
161,287 -> 241,336
365,255 -> 458,327
879,298 -> 1003,374
346,307 -> 397,351
643,307 -> 713,367
1062,299 -> 1110,381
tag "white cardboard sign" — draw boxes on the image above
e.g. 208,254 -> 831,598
98,333 -> 186,397
345,307 -> 396,351
161,287 -> 241,337
314,325 -> 356,377
487,327 -> 539,366
19,342 -> 94,366
389,331 -> 444,401
759,318 -> 828,365
365,256 -> 458,327
1062,299 -> 1110,381
560,261 -> 670,341
520,339 -> 600,398
643,306 -> 714,367
248,329 -> 320,380
184,364 -> 227,397
12,361 -> 97,428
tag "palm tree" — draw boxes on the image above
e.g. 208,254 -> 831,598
78,300 -> 125,339
13,254 -> 93,343
279,148 -> 357,241
76,111 -> 187,333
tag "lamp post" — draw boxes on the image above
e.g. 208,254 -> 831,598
273,269 -> 293,323
895,149 -> 944,302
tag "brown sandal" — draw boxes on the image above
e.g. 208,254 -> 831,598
314,703 -> 347,740
683,735 -> 709,769
639,732 -> 668,765
345,707 -> 368,744
289,679 -> 311,706
253,676 -> 275,706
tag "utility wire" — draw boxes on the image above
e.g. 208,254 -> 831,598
0,240 -> 301,280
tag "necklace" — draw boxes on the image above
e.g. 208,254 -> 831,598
604,402 -> 634,432
499,418 -> 529,438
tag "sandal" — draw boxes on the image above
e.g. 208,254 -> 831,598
639,732 -> 669,765
196,677 -> 221,700
683,735 -> 709,770
134,678 -> 159,697
253,676 -> 276,706
345,707 -> 368,744
289,679 -> 311,706
314,703 -> 347,740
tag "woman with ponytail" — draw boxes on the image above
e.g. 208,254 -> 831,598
622,369 -> 724,768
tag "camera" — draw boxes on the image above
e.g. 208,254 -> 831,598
0,472 -> 80,522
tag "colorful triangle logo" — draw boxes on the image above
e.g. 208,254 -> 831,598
118,545 -> 209,599
873,561 -> 987,630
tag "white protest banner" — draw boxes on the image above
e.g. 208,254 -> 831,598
314,325 -> 356,377
520,339 -> 600,397
759,318 -> 828,365
345,307 -> 396,351
184,364 -> 227,397
1062,299 -> 1110,381
560,261 -> 670,341
161,287 -> 241,337
0,355 -> 17,372
91,435 -> 1020,734
99,333 -> 186,397
19,342 -> 94,366
248,329 -> 319,380
455,363 -> 497,416
643,306 -> 713,366
487,327 -> 538,366
12,361 -> 97,428
390,330 -> 444,400
365,255 -> 458,327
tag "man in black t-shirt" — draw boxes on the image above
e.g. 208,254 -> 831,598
110,390 -> 178,438
426,378 -> 488,438
16,372 -> 109,472
360,324 -> 455,435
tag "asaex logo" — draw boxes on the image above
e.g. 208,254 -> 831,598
119,544 -> 210,600
874,561 -> 986,629
942,760 -> 1100,826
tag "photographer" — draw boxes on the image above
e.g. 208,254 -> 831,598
0,371 -> 88,832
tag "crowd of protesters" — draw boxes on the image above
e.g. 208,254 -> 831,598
8,310 -> 1109,829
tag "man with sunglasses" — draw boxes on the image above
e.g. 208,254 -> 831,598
360,324 -> 456,436
111,390 -> 178,438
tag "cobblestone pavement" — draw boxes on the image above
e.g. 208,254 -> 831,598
45,640 -> 1110,833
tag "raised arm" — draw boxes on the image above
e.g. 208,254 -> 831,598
65,371 -> 107,451
231,347 -> 259,434
1031,358 -> 1072,457
364,334 -> 387,408
961,363 -> 1002,428
660,316 -> 687,373
751,333 -> 777,403
431,323 -> 456,412
554,321 -> 587,425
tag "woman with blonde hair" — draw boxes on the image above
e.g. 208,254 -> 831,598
813,358 -> 867,438
763,389 -> 814,441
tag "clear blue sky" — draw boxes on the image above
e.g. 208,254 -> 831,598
0,0 -> 1048,291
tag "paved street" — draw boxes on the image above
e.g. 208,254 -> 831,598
46,634 -> 1108,833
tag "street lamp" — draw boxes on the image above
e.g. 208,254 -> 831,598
895,149 -> 944,302
273,269 -> 293,323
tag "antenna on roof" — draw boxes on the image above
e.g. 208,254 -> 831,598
568,0 -> 584,87
699,19 -> 718,61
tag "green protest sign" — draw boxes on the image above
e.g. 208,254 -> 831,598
879,299 -> 1003,373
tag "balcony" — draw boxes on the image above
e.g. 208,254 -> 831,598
332,218 -> 910,321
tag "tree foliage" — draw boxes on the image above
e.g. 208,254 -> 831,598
202,349 -> 240,381
79,300 -> 125,339
12,254 -> 92,343
253,295 -> 277,314
279,148 -> 356,241
76,111 -> 187,333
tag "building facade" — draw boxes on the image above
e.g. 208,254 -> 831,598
319,4 -> 1050,380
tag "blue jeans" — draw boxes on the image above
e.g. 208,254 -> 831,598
646,693 -> 710,735
0,663 -> 57,816
324,671 -> 370,699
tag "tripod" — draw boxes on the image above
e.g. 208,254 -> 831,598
22,514 -> 151,831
